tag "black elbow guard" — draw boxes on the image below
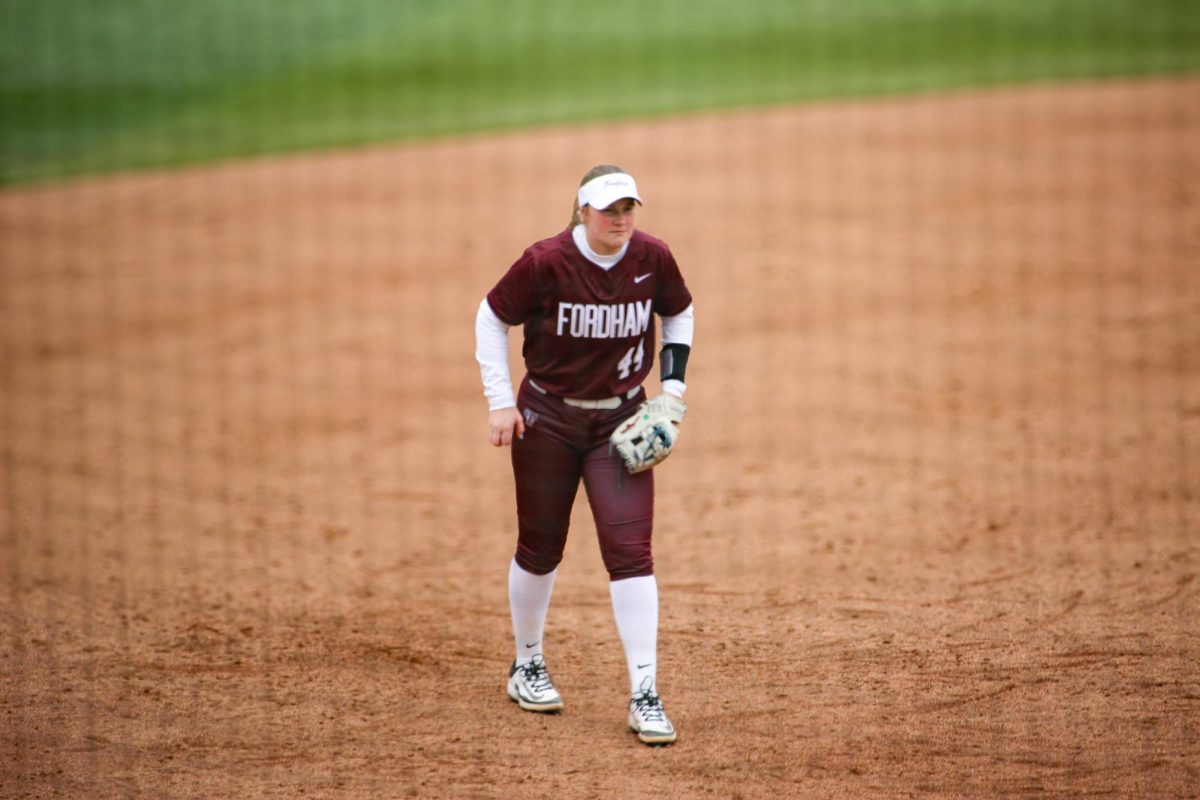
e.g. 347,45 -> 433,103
660,343 -> 691,383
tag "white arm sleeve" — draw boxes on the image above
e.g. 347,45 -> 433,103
659,303 -> 694,398
661,302 -> 694,346
475,298 -> 517,411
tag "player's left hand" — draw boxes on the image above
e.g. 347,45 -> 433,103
610,394 -> 686,473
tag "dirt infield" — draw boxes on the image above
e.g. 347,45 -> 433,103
2,77 -> 1198,798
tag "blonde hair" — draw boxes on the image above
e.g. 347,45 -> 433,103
569,164 -> 627,227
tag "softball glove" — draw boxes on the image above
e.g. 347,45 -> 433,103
610,394 -> 687,474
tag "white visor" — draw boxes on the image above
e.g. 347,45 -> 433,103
577,172 -> 642,211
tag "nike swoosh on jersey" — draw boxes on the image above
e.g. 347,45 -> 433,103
634,273 -> 652,283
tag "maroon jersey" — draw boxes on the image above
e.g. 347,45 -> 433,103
487,228 -> 692,400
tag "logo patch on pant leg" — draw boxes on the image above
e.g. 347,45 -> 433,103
523,408 -> 539,428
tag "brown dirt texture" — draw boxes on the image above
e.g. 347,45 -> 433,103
2,77 -> 1198,799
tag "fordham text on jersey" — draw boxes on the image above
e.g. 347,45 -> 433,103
556,299 -> 652,339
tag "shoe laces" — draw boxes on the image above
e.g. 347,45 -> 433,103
518,656 -> 554,693
632,690 -> 666,723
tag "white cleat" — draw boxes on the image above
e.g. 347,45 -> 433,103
628,678 -> 676,745
507,654 -> 563,713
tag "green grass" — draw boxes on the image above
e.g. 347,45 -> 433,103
2,0 -> 1197,184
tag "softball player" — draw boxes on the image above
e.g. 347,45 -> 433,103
475,165 -> 694,745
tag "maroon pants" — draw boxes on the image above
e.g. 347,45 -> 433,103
511,378 -> 654,580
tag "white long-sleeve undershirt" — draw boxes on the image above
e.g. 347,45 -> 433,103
475,298 -> 518,411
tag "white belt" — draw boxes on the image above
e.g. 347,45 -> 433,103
529,379 -> 639,410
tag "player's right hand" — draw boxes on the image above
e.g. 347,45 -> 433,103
488,407 -> 526,447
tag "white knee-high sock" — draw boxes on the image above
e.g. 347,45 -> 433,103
609,574 -> 659,695
509,559 -> 557,665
